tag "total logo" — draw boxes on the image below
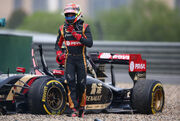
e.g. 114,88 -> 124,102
130,61 -> 146,72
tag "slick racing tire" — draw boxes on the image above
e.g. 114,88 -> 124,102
131,80 -> 164,114
28,77 -> 66,114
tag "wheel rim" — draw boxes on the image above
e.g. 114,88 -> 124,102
46,86 -> 63,110
153,87 -> 164,111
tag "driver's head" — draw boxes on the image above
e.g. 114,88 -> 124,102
64,3 -> 82,24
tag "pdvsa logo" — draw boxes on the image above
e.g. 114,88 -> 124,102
129,61 -> 146,72
135,64 -> 146,70
71,41 -> 81,45
66,41 -> 83,46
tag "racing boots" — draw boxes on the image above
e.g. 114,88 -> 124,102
78,107 -> 85,118
68,108 -> 78,117
68,107 -> 85,117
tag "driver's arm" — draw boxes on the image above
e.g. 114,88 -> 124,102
55,28 -> 64,51
80,25 -> 93,48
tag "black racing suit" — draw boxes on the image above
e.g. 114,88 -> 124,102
55,19 -> 93,109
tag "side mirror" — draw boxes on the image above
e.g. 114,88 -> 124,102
16,67 -> 26,74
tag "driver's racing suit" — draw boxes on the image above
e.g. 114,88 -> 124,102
55,19 -> 93,110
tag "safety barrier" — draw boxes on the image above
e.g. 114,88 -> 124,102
33,41 -> 180,74
0,34 -> 32,73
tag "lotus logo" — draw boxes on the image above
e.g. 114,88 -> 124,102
66,41 -> 70,46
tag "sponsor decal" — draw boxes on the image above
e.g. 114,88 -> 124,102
112,54 -> 130,60
53,70 -> 64,75
130,61 -> 135,72
86,103 -> 111,109
66,41 -> 70,46
135,63 -> 146,70
129,61 -> 146,72
42,86 -> 48,102
98,53 -> 112,59
66,40 -> 83,46
88,83 -> 103,102
86,95 -> 102,101
90,83 -> 102,95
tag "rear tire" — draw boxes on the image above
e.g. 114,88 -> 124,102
28,77 -> 66,114
131,80 -> 164,114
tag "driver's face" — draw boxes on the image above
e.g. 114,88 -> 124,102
66,13 -> 75,17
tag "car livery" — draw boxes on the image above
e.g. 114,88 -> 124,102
0,45 -> 164,115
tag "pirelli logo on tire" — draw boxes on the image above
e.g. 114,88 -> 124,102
42,86 -> 48,102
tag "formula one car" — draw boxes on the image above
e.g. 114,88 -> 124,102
0,45 -> 165,115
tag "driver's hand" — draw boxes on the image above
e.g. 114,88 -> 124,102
56,50 -> 62,56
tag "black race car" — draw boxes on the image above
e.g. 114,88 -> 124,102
0,45 -> 164,115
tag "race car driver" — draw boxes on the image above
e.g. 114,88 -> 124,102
55,3 -> 93,117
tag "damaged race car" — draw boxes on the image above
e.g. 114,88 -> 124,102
0,45 -> 165,115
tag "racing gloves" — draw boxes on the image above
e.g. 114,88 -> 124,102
56,50 -> 63,56
67,25 -> 82,41
56,50 -> 65,65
